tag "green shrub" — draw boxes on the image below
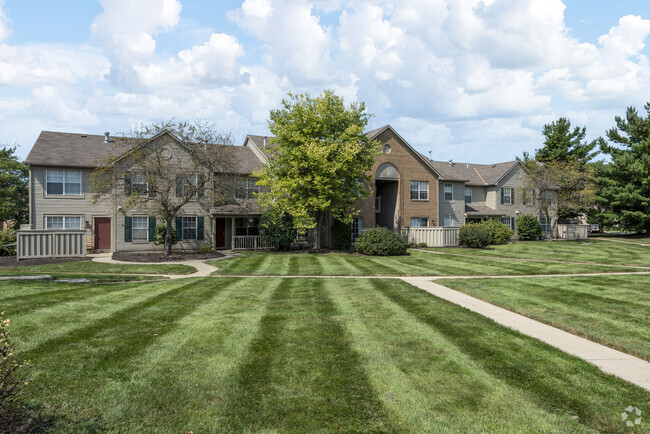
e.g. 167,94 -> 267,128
195,244 -> 213,253
0,313 -> 28,419
417,242 -> 428,248
459,223 -> 491,248
259,210 -> 295,251
354,227 -> 407,256
481,219 -> 513,245
0,228 -> 16,256
153,225 -> 178,246
331,219 -> 352,250
517,215 -> 543,240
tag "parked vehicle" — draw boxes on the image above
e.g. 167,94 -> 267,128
589,224 -> 600,233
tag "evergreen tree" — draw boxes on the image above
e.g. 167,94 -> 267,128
0,147 -> 28,226
535,117 -> 599,166
596,104 -> 650,234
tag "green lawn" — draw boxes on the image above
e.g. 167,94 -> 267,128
0,260 -> 196,275
3,277 -> 648,432
441,274 -> 650,361
209,250 -> 646,276
0,273 -> 167,283
427,238 -> 650,267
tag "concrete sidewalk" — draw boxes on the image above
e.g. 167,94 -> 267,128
89,253 -> 230,279
401,277 -> 650,392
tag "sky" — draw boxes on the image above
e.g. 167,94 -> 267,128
2,0 -> 650,163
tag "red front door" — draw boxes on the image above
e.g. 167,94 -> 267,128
215,218 -> 226,248
94,217 -> 111,250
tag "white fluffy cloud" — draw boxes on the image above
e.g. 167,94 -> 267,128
2,0 -> 650,163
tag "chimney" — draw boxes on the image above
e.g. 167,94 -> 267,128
104,132 -> 110,143
263,136 -> 267,149
428,150 -> 432,160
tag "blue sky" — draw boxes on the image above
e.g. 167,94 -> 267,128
2,0 -> 650,163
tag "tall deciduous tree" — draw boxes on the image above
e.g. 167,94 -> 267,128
0,147 -> 28,226
255,91 -> 380,250
536,117 -> 599,166
91,121 -> 236,255
524,160 -> 595,238
596,103 -> 650,234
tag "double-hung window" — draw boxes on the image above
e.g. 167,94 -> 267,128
464,187 -> 472,203
410,217 -> 428,227
410,181 -> 428,200
182,217 -> 197,240
46,169 -> 81,195
501,187 -> 513,205
235,217 -> 260,236
350,217 -> 363,244
444,183 -> 453,201
132,173 -> 149,195
46,216 -> 82,230
235,177 -> 259,199
522,188 -> 535,205
132,217 -> 149,242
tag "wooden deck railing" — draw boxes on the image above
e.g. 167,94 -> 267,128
17,230 -> 87,260
401,227 -> 459,247
232,235 -> 275,250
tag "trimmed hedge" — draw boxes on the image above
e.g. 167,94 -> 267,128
332,219 -> 352,250
459,223 -> 491,248
354,227 -> 408,256
481,219 -> 513,245
517,215 -> 543,241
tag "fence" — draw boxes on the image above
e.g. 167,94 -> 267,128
232,235 -> 276,250
557,224 -> 589,241
401,227 -> 460,247
17,230 -> 87,260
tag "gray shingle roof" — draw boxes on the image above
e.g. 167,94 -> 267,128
26,130 -> 263,174
427,160 -> 520,185
465,204 -> 505,216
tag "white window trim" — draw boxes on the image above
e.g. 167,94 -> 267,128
502,187 -> 513,205
523,188 -> 535,205
45,215 -> 83,230
444,183 -> 453,201
351,217 -> 363,244
375,195 -> 381,213
132,216 -> 149,242
410,217 -> 428,227
410,181 -> 429,201
443,215 -> 454,227
182,216 -> 198,240
131,173 -> 151,196
464,187 -> 472,203
45,169 -> 82,196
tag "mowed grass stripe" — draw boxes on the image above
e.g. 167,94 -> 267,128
10,279 -> 193,351
92,278 -> 279,431
368,279 -> 650,433
221,278 -> 395,432
22,278 -> 226,416
329,279 -> 584,432
211,251 -> 646,276
442,275 -> 650,361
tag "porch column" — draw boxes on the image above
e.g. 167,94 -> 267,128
211,217 -> 216,249
231,216 -> 235,250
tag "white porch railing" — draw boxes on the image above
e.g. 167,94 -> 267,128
401,227 -> 459,247
232,235 -> 276,250
17,230 -> 87,260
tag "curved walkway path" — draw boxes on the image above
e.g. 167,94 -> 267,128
86,253 -> 650,392
89,252 -> 233,279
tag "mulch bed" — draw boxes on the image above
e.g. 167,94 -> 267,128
0,256 -> 86,267
112,251 -> 225,262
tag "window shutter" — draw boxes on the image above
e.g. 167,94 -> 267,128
149,217 -> 156,241
124,172 -> 132,195
198,174 -> 205,198
511,187 -> 515,204
175,216 -> 183,240
500,188 -> 504,204
124,216 -> 132,242
175,175 -> 182,197
197,216 -> 204,240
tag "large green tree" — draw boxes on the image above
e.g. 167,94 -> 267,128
535,117 -> 599,166
255,90 -> 380,250
0,147 -> 28,226
596,103 -> 650,234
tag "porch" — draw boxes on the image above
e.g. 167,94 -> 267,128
212,215 -> 273,251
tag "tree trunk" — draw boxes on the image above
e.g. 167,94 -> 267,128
165,218 -> 173,256
313,211 -> 323,251
645,221 -> 650,236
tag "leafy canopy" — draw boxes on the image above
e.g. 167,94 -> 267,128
0,147 -> 28,225
255,90 -> 380,248
595,103 -> 650,233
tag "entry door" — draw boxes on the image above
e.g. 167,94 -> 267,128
94,217 -> 111,250
215,218 -> 226,248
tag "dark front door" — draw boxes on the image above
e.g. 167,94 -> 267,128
94,217 -> 111,250
215,218 -> 226,248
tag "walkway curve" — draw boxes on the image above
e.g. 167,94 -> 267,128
402,276 -> 650,392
